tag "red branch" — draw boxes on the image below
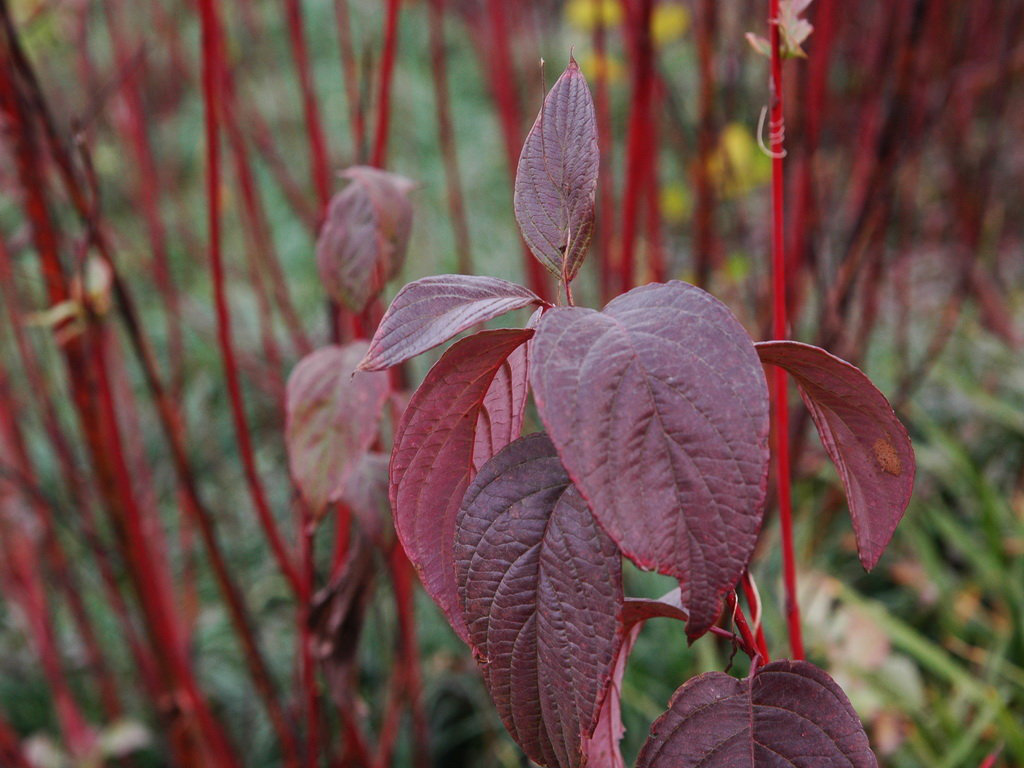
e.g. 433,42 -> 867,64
197,0 -> 303,596
768,0 -> 804,660
371,0 -> 401,169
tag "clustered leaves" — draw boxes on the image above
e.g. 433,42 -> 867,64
293,57 -> 914,767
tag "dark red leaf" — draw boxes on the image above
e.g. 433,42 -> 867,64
756,341 -> 915,570
309,534 -> 376,707
338,452 -> 392,549
637,659 -> 878,767
582,623 -> 639,768
358,275 -> 542,371
530,281 -> 770,639
456,433 -> 623,768
390,329 -> 533,642
621,589 -> 689,628
285,343 -> 390,521
473,339 -> 530,470
316,166 -> 414,312
585,588 -> 693,768
514,56 -> 599,283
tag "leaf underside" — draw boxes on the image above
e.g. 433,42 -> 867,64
285,342 -> 390,520
756,340 -> 915,570
390,329 -> 533,643
531,281 -> 770,639
473,339 -> 530,470
456,433 -> 623,768
514,57 -> 599,283
358,274 -> 542,371
637,659 -> 878,768
316,166 -> 414,312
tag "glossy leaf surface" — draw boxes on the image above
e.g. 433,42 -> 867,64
531,281 -> 770,639
358,275 -> 541,371
285,343 -> 390,520
456,433 -> 622,768
390,329 -> 533,642
514,57 -> 599,283
757,341 -> 915,570
316,166 -> 414,312
637,660 -> 878,768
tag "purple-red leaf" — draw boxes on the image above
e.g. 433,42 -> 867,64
756,341 -> 915,570
338,452 -> 392,549
285,343 -> 390,521
390,329 -> 533,642
316,166 -> 414,312
514,57 -> 599,283
582,623 -> 639,768
456,433 -> 623,768
309,535 -> 376,707
358,275 -> 542,371
621,589 -> 690,628
473,340 -> 530,470
637,659 -> 878,768
531,281 -> 770,639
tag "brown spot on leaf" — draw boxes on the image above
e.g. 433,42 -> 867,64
873,437 -> 901,476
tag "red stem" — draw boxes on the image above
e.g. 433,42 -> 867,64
0,711 -> 32,768
591,1 -> 615,303
299,521 -> 322,768
693,0 -> 718,287
644,80 -> 665,282
740,571 -> 770,661
0,384 -> 93,756
284,0 -> 332,211
619,0 -> 654,294
221,62 -> 314,357
725,592 -> 765,662
371,0 -> 401,169
480,0 -> 550,301
101,0 -> 185,393
427,0 -> 473,273
0,41 -> 234,762
197,0 -> 303,596
333,0 -> 365,162
769,0 -> 804,660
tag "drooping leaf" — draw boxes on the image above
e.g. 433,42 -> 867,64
637,659 -> 878,767
338,452 -> 392,549
308,534 -> 376,707
583,589 -> 690,768
285,343 -> 390,521
358,275 -> 542,371
756,341 -> 915,570
316,166 -> 414,312
620,589 -> 690,627
514,56 -> 599,283
456,433 -> 623,768
390,329 -> 534,642
530,281 -> 770,639
582,623 -> 639,768
473,340 -> 530,470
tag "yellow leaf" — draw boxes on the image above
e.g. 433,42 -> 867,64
659,182 -> 691,223
707,122 -> 771,198
651,3 -> 690,46
564,0 -> 624,30
579,52 -> 625,84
